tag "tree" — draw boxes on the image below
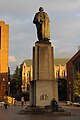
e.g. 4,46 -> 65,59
18,65 -> 22,93
58,78 -> 67,101
8,67 -> 10,82
10,66 -> 22,98
13,66 -> 19,80
10,78 -> 17,94
74,72 -> 80,96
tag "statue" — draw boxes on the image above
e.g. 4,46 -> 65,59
33,7 -> 50,41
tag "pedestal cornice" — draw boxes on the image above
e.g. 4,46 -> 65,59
35,41 -> 51,46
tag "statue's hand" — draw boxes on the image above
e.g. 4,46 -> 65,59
40,18 -> 45,24
38,19 -> 42,24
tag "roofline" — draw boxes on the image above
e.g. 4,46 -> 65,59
67,50 -> 80,64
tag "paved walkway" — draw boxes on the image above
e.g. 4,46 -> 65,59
0,103 -> 80,120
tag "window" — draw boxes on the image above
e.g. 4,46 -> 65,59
40,94 -> 48,100
62,70 -> 65,77
56,70 -> 59,78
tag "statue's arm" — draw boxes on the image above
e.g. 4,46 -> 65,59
33,13 -> 39,24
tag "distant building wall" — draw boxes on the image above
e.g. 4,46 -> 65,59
54,64 -> 67,79
21,60 -> 32,92
54,59 -> 68,101
21,58 -> 69,94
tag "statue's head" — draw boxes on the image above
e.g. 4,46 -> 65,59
39,7 -> 44,12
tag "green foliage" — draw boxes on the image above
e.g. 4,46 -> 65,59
8,67 -> 10,81
13,66 -> 19,80
74,72 -> 80,96
10,66 -> 22,96
58,78 -> 67,100
10,78 -> 18,94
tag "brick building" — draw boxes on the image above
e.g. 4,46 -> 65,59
67,50 -> 80,101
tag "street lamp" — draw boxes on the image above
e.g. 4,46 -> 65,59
69,81 -> 71,101
8,81 -> 10,96
3,78 -> 5,98
3,78 -> 5,82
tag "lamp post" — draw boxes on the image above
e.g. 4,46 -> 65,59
3,78 -> 5,98
8,81 -> 10,96
69,81 -> 71,101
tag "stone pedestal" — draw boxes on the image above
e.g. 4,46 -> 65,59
30,41 -> 58,106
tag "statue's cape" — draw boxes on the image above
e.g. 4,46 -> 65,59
33,12 -> 50,24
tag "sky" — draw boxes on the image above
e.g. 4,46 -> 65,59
0,0 -> 80,74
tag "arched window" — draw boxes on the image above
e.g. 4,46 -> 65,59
56,70 -> 59,78
62,70 -> 65,77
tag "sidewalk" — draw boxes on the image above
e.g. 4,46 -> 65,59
14,101 -> 30,106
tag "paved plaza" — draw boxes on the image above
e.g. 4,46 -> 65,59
0,103 -> 80,120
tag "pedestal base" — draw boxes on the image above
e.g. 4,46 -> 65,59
30,41 -> 58,106
30,80 -> 58,106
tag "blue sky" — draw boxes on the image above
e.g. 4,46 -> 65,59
0,0 -> 80,74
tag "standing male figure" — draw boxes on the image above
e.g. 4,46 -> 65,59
33,7 -> 50,41
4,95 -> 8,109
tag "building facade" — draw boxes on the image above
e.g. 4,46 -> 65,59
54,58 -> 69,79
0,21 -> 9,100
67,50 -> 80,101
54,58 -> 69,100
21,59 -> 32,93
21,58 -> 69,100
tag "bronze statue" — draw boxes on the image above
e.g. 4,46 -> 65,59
33,7 -> 50,41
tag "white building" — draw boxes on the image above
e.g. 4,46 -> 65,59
21,58 -> 69,93
21,59 -> 32,92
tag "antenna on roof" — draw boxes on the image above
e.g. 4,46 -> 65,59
78,46 -> 80,51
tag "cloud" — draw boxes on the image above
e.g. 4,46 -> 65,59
9,56 -> 16,63
53,16 -> 80,41
0,0 -> 79,18
0,0 -> 80,73
45,0 -> 80,13
9,56 -> 19,74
